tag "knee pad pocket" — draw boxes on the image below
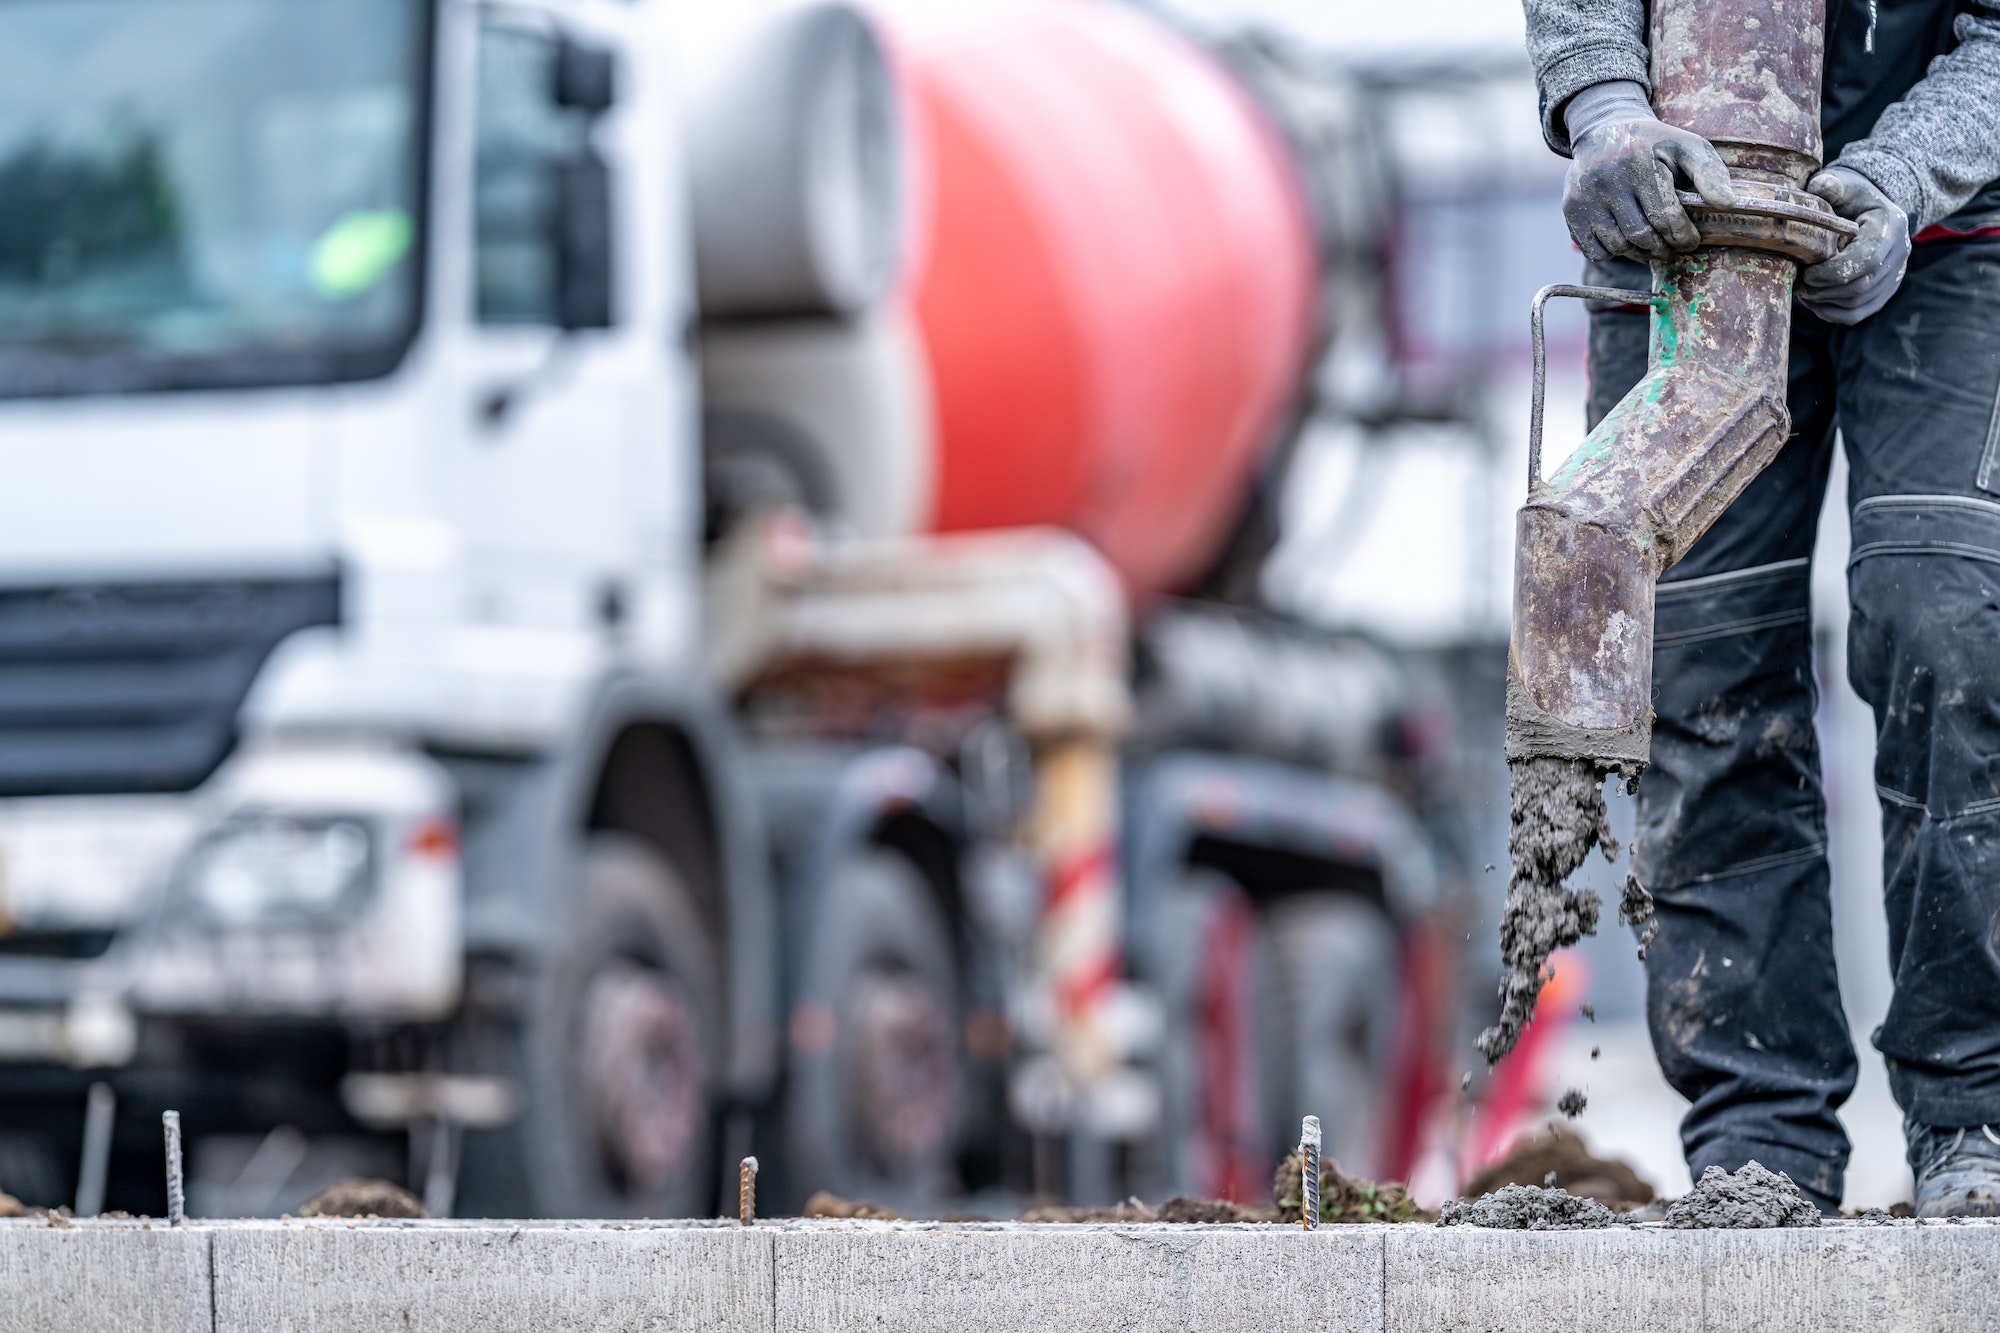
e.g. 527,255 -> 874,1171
1640,560 -> 1823,890
1849,495 -> 2000,819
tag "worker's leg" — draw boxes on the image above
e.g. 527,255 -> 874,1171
1582,259 -> 1654,430
1837,238 -> 2000,1182
1586,259 -> 1854,1209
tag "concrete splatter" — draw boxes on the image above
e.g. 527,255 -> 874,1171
1619,874 -> 1658,959
1664,1162 -> 1822,1228
1437,1183 -> 1616,1230
1477,757 -> 1618,1063
1557,1088 -> 1588,1118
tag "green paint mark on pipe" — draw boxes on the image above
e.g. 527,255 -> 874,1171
1653,302 -> 1682,367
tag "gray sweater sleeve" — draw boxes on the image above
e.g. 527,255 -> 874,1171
1837,1 -> 2000,231
1524,0 -> 2000,228
1522,0 -> 1649,156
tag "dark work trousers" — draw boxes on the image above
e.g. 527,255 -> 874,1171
1586,238 -> 2000,1210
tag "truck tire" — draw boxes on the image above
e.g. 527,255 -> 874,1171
1257,892 -> 1400,1181
785,846 -> 959,1209
519,835 -> 720,1218
1152,869 -> 1267,1203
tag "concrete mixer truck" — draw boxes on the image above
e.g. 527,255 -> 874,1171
0,0 -> 1465,1216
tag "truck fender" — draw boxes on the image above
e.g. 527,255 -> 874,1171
750,745 -> 961,998
1122,750 -> 1438,984
451,670 -> 780,1101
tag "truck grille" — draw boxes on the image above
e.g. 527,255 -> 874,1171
0,576 -> 340,796
0,928 -> 114,959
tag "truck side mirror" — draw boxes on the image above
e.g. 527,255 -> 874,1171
554,154 -> 613,330
555,38 -> 616,116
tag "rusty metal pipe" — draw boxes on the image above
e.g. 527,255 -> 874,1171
1506,0 -> 1835,772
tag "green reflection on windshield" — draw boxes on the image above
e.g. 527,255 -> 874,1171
0,0 -> 425,381
311,210 -> 414,301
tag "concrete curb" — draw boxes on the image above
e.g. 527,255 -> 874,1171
0,1219 -> 211,1333
776,1223 -> 1382,1332
5,1216 -> 1998,1332
215,1222 -> 771,1333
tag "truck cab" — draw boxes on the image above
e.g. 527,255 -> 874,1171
0,0 -> 773,1217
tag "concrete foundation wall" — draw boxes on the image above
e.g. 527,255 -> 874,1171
5,1216 -> 1998,1333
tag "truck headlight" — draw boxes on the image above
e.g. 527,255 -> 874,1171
179,815 -> 372,925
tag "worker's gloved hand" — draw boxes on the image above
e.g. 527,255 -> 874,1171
1799,166 -> 1911,325
1562,80 -> 1736,263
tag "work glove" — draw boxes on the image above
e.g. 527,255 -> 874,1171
1798,166 -> 1910,325
1562,80 -> 1736,263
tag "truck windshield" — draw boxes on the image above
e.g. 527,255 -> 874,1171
0,0 -> 428,396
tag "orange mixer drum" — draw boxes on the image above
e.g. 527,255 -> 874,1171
888,0 -> 1319,598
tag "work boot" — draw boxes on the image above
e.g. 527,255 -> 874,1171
1908,1121 -> 2000,1217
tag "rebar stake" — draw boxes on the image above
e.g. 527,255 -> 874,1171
738,1156 -> 758,1227
162,1110 -> 185,1228
1300,1115 -> 1321,1232
75,1082 -> 115,1218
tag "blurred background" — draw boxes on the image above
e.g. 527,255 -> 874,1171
0,0 -> 1902,1221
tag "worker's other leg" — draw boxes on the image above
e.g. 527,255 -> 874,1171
1590,274 -> 1854,1210
1583,259 -> 1653,429
1839,237 -> 2000,1212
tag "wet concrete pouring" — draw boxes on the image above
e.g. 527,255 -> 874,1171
1477,756 -> 1651,1064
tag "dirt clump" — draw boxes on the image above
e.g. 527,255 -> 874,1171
1664,1162 -> 1821,1228
1,1194 -> 77,1224
298,1179 -> 425,1219
1019,1197 -> 1158,1223
1464,1127 -> 1654,1211
1273,1150 -> 1433,1224
1478,757 -> 1617,1063
1556,1088 -> 1588,1118
1438,1183 -> 1615,1230
804,1192 -> 904,1221
1016,1195 -> 1275,1224
1155,1196 -> 1276,1223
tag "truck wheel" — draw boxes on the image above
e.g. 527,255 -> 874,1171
786,846 -> 959,1208
523,835 -> 719,1218
1152,869 -> 1267,1202
1257,892 -> 1400,1180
